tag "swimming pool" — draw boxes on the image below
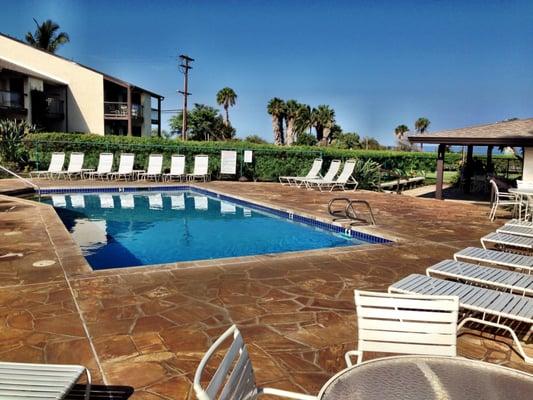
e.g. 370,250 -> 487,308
42,189 -> 381,269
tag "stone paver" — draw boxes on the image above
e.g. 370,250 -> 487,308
0,179 -> 530,399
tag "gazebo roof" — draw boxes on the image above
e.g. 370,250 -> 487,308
408,118 -> 533,146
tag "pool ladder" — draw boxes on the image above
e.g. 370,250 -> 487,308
328,197 -> 376,226
0,164 -> 40,198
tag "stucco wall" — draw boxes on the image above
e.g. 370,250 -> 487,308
0,35 -> 105,134
141,93 -> 152,136
522,147 -> 533,181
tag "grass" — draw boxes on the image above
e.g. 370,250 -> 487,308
424,171 -> 458,185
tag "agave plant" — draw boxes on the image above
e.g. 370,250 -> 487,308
353,158 -> 381,189
0,119 -> 34,167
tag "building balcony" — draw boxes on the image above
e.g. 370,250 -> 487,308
44,97 -> 64,120
104,102 -> 143,120
151,108 -> 159,124
0,90 -> 25,109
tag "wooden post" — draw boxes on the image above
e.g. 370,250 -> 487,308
464,145 -> 474,194
157,97 -> 162,137
435,143 -> 446,200
486,145 -> 494,173
127,86 -> 132,136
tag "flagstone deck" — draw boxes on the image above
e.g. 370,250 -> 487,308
0,179 -> 531,399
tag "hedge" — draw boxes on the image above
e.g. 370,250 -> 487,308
23,133 -> 517,182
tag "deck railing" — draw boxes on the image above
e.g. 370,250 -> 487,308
0,90 -> 24,108
104,102 -> 143,118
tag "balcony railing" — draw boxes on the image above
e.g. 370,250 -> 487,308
104,102 -> 143,119
45,98 -> 64,118
0,90 -> 24,109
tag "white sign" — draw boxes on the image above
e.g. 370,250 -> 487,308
244,150 -> 253,163
220,150 -> 237,174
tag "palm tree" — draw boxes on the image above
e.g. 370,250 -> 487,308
267,98 -> 286,145
216,87 -> 237,126
312,105 -> 335,144
25,19 -> 70,53
284,100 -> 300,145
294,103 -> 312,137
414,117 -> 430,151
394,124 -> 410,150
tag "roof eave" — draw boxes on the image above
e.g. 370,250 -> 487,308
408,136 -> 533,146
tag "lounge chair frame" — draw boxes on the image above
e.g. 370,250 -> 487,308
107,153 -> 135,181
30,152 -> 65,179
139,154 -> 163,181
163,154 -> 186,182
279,158 -> 323,186
187,154 -> 210,182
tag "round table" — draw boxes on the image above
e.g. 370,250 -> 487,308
318,356 -> 533,400
509,187 -> 533,221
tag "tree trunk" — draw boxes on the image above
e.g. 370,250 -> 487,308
323,127 -> 331,145
286,118 -> 295,145
224,106 -> 229,126
316,126 -> 324,142
272,116 -> 283,145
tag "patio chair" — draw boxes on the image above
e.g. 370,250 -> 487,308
481,232 -> 533,252
0,361 -> 91,400
187,155 -> 210,182
307,159 -> 358,192
54,152 -> 85,180
454,247 -> 533,274
193,324 -> 317,400
497,224 -> 533,238
139,154 -> 163,181
220,150 -> 237,177
389,274 -> 533,364
30,152 -> 65,179
85,153 -> 114,180
107,153 -> 135,181
279,158 -> 323,186
163,154 -> 186,181
489,179 -> 521,221
302,160 -> 341,190
344,290 -> 458,367
506,219 -> 533,228
426,259 -> 533,296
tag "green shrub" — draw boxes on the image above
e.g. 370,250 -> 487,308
0,119 -> 34,170
23,132 -> 517,183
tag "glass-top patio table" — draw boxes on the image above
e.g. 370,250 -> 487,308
318,356 -> 533,400
509,187 -> 533,221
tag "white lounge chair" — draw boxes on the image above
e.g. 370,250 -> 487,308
389,274 -> 533,364
119,194 -> 135,209
163,155 -> 186,181
302,159 -> 341,190
107,153 -> 135,181
193,325 -> 317,400
170,193 -> 185,210
279,158 -> 323,186
506,219 -> 533,228
85,153 -> 114,180
30,152 -> 65,179
54,152 -> 85,180
481,232 -> 533,251
307,159 -> 358,192
138,154 -> 163,181
497,224 -> 533,238
0,361 -> 91,400
344,290 -> 458,367
489,179 -> 521,221
427,259 -> 533,296
187,155 -> 210,182
220,150 -> 237,177
454,247 -> 533,274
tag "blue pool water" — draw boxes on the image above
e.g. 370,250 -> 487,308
43,191 -> 365,269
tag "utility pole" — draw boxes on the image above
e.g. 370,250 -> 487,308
178,54 -> 194,140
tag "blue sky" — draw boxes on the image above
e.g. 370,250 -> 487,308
1,0 -> 532,144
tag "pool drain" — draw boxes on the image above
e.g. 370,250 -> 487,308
33,260 -> 56,267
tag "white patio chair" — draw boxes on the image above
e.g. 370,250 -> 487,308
390,274 -> 533,364
279,158 -> 323,186
344,290 -> 458,367
85,153 -> 114,180
30,152 -> 65,179
193,325 -> 317,400
310,159 -> 358,192
220,150 -> 237,177
489,179 -> 521,221
107,153 -> 135,181
187,155 -> 210,182
0,361 -> 91,400
139,154 -> 163,181
163,155 -> 186,181
454,246 -> 533,274
302,160 -> 341,190
54,152 -> 85,180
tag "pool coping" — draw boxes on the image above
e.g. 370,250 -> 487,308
33,184 -> 394,275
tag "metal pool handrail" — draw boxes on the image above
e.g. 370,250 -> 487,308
0,164 -> 40,195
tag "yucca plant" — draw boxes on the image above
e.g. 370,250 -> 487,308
353,158 -> 381,189
0,119 -> 34,168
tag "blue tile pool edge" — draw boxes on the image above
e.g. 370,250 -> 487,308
38,185 -> 392,245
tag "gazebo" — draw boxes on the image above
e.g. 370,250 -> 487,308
408,118 -> 533,199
